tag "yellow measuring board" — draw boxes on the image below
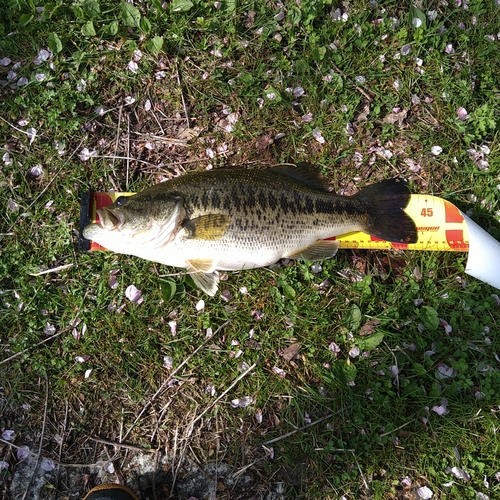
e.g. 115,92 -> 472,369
332,194 -> 469,252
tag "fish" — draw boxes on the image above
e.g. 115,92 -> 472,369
83,166 -> 418,296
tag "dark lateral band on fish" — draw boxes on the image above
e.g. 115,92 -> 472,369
82,166 -> 418,295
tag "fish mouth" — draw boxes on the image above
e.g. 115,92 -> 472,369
97,206 -> 124,230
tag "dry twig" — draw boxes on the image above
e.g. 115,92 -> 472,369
89,437 -> 156,454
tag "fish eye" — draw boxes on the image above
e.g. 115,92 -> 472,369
115,196 -> 128,207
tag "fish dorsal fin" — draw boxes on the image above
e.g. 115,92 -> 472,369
287,239 -> 340,261
184,214 -> 231,240
270,164 -> 330,192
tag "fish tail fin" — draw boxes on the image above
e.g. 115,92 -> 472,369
356,178 -> 418,244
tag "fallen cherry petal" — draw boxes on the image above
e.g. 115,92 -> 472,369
255,409 -> 263,424
168,320 -> 177,336
2,430 -> 15,441
230,396 -> 253,408
432,404 -> 448,416
40,458 -> 56,471
449,466 -> 471,481
17,446 -> 30,461
163,356 -> 173,370
417,486 -> 433,499
125,285 -> 143,304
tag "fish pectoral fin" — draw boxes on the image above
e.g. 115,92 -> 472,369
188,270 -> 219,297
287,239 -> 340,261
184,214 -> 231,240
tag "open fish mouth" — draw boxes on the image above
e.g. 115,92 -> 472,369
96,206 -> 124,230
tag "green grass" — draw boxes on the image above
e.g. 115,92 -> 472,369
1,0 -> 500,498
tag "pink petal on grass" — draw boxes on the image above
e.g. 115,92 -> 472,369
17,446 -> 30,461
349,346 -> 360,358
417,486 -> 433,499
230,396 -> 253,408
125,285 -> 143,304
40,458 -> 56,471
402,476 -> 412,487
457,107 -> 469,120
26,127 -> 37,145
255,409 -> 263,424
168,320 -> 177,336
439,319 -> 452,334
2,430 -> 15,441
432,404 -> 448,416
401,44 -> 411,55
163,356 -> 173,370
251,309 -> 264,320
109,273 -> 119,290
450,466 -> 471,481
312,129 -> 325,144
436,364 -> 457,380
293,86 -> 305,97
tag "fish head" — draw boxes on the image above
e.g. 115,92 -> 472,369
83,191 -> 185,252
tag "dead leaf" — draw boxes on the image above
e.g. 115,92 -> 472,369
177,126 -> 202,142
280,343 -> 301,362
245,339 -> 262,350
255,134 -> 274,150
359,319 -> 381,336
354,103 -> 370,122
382,108 -> 408,127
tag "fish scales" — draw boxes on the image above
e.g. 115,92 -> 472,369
174,174 -> 364,256
83,166 -> 417,295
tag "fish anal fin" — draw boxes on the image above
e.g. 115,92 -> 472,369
188,270 -> 219,296
287,239 -> 340,261
185,214 -> 231,240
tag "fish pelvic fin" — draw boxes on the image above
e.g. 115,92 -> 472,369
186,259 -> 219,296
287,239 -> 340,261
356,178 -> 418,244
186,270 -> 219,297
186,258 -> 217,273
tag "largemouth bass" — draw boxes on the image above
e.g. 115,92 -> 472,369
83,166 -> 417,295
